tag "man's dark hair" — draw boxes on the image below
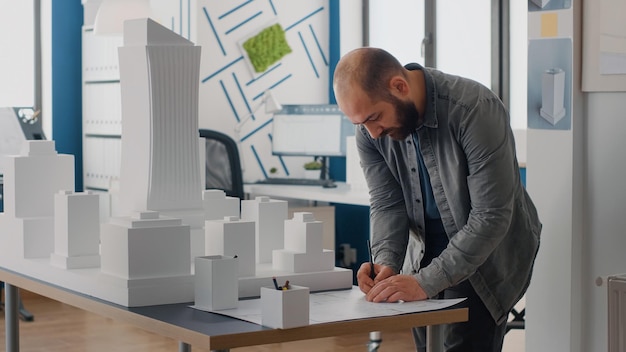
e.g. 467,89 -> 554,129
358,48 -> 405,102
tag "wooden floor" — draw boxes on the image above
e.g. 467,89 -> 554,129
1,290 -> 525,351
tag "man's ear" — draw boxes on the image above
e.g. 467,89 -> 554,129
389,76 -> 409,97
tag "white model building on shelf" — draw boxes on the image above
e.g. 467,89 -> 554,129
241,196 -> 288,264
273,212 -> 335,273
205,216 -> 256,277
0,140 -> 74,258
50,190 -> 101,269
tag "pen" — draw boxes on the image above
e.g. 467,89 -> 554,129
272,276 -> 280,290
367,239 -> 375,280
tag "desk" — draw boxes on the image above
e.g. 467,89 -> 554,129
244,181 -> 370,206
1,266 -> 467,352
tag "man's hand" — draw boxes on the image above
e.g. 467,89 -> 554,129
366,274 -> 429,303
356,262 -> 395,293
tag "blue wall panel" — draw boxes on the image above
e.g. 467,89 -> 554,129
52,0 -> 83,191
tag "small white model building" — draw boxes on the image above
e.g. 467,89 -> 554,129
205,216 -> 256,277
0,140 -> 74,258
241,196 -> 288,264
50,190 -> 101,269
273,212 -> 335,273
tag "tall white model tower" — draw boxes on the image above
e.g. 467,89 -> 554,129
117,18 -> 202,215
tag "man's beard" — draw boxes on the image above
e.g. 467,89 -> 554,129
384,95 -> 420,141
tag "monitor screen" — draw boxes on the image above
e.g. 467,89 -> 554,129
271,104 -> 355,157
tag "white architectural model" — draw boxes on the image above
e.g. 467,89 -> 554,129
198,190 -> 240,258
0,18 -> 352,308
540,68 -> 566,125
273,212 -> 334,273
205,216 -> 256,277
117,17 -> 202,216
0,140 -> 74,258
241,196 -> 287,264
50,190 -> 101,269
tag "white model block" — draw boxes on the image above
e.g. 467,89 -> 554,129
50,190 -> 101,269
100,211 -> 191,279
272,249 -> 335,273
261,285 -> 309,329
531,0 -> 550,8
284,212 -> 324,254
205,216 -> 256,277
3,140 -> 74,218
118,18 -> 202,215
194,255 -> 239,310
0,217 -> 54,258
202,190 -> 240,220
540,68 -> 566,125
241,196 -> 287,264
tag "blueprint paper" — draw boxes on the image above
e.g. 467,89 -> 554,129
193,286 -> 465,325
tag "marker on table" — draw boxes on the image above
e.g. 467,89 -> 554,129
367,239 -> 375,280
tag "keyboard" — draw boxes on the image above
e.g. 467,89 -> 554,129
255,178 -> 337,188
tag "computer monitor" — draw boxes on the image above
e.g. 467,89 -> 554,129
271,104 -> 355,157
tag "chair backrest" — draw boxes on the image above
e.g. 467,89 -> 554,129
199,129 -> 244,200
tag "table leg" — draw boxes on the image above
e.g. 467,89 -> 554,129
5,283 -> 20,352
426,325 -> 443,352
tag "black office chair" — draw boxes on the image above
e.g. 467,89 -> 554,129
199,129 -> 244,200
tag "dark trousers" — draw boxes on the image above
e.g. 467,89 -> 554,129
412,280 -> 508,352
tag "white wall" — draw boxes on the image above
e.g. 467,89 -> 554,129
525,1 -> 626,351
0,1 -> 35,108
583,92 -> 626,351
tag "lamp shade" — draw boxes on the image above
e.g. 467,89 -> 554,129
263,90 -> 282,114
234,90 -> 282,133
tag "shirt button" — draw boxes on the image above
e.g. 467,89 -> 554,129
415,199 -> 421,203
411,168 -> 417,172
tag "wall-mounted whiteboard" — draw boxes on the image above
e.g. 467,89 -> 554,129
582,0 -> 626,91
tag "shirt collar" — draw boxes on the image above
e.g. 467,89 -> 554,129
404,63 -> 438,129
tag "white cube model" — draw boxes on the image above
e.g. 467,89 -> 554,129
540,68 -> 566,125
241,196 -> 287,264
202,190 -> 240,220
205,216 -> 256,277
100,211 -> 191,279
272,212 -> 335,273
261,285 -> 310,329
50,190 -> 101,269
194,255 -> 239,310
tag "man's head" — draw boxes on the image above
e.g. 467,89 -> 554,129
333,47 -> 420,140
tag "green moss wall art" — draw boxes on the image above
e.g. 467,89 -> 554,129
242,23 -> 292,73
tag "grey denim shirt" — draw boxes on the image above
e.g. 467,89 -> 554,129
357,64 -> 542,324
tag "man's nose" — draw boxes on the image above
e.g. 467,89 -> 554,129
364,122 -> 383,139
